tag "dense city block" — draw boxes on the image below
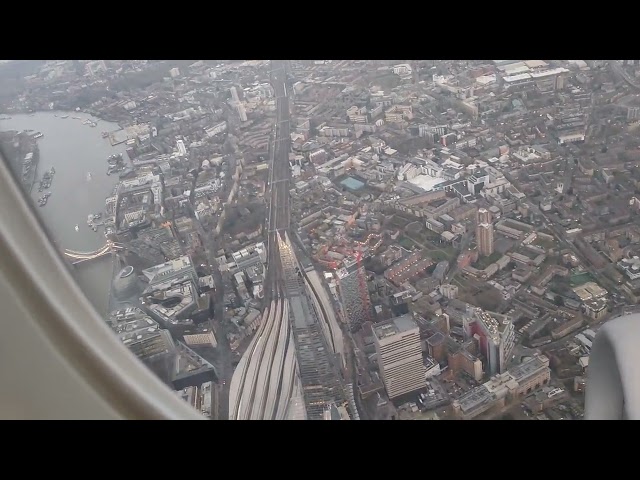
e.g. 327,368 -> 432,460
4,59 -> 640,419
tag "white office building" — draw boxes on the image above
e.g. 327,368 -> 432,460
176,140 -> 187,156
373,314 -> 426,399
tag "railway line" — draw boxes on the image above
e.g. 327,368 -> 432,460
228,301 -> 274,420
228,61 -> 352,420
228,296 -> 298,420
242,299 -> 279,420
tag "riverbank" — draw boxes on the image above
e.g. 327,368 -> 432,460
6,106 -> 127,131
0,130 -> 41,193
1,111 -> 128,315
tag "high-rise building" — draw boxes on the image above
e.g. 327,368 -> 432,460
236,103 -> 247,122
477,207 -> 492,225
373,314 -> 426,399
337,265 -> 372,331
229,86 -> 246,121
476,223 -> 494,256
440,284 -> 459,299
230,86 -> 240,103
142,255 -> 198,289
176,139 -> 187,157
463,308 -> 515,376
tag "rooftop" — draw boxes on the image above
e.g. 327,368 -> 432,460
142,255 -> 194,284
408,174 -> 448,192
455,385 -> 494,414
374,314 -> 418,340
473,308 -> 512,335
106,308 -> 165,346
427,331 -> 446,346
145,280 -> 198,325
340,176 -> 365,191
585,297 -> 608,311
507,355 -> 550,384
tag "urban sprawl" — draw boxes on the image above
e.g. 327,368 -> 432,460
3,59 -> 640,420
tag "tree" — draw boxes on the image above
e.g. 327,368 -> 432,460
554,295 -> 564,306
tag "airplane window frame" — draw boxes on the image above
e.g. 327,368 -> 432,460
0,151 -> 203,420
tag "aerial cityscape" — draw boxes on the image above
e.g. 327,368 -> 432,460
2,59 -> 640,420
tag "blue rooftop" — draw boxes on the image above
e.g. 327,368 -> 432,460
340,176 -> 365,191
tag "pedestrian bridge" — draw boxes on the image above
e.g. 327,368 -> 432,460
63,240 -> 124,264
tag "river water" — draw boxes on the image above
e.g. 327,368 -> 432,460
0,111 -> 128,315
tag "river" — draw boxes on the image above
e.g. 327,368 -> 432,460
0,111 -> 128,315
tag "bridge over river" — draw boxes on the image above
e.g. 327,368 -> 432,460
63,240 -> 124,265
